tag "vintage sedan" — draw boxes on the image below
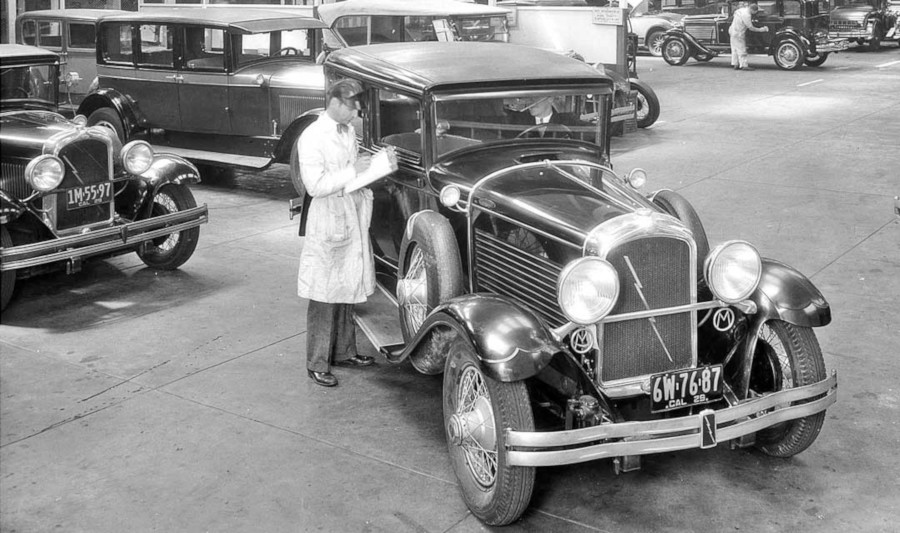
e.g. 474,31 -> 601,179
662,0 -> 849,69
311,42 -> 837,525
77,9 -> 332,174
1,44 -> 208,312
628,0 -> 685,56
829,0 -> 900,50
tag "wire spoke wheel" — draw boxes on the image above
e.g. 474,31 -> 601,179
397,245 -> 429,335
137,184 -> 200,270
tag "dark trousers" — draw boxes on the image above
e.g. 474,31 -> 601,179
306,300 -> 357,372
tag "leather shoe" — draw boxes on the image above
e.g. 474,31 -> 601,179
308,370 -> 338,387
333,354 -> 375,367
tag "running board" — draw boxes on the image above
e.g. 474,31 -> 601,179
149,145 -> 272,169
353,284 -> 405,359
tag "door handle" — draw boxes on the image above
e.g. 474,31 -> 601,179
165,74 -> 184,82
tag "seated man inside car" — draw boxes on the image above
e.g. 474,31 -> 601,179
504,96 -> 591,138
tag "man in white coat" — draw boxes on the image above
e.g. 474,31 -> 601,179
296,79 -> 395,387
730,2 -> 769,70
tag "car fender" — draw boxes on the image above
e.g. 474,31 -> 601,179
771,28 -> 810,55
76,88 -> 142,138
404,294 -> 565,382
275,110 -> 323,163
749,258 -> 831,328
136,155 -> 202,217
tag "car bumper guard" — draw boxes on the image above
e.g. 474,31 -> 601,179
505,371 -> 837,467
816,38 -> 851,52
0,205 -> 208,271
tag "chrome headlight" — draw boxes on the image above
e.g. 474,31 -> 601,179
121,140 -> 154,174
704,240 -> 762,304
558,257 -> 619,325
25,155 -> 65,192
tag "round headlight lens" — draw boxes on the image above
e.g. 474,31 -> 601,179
439,186 -> 461,208
121,140 -> 154,174
558,257 -> 619,325
25,155 -> 65,192
704,240 -> 762,304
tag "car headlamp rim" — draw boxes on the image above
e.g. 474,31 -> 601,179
557,257 -> 620,325
704,240 -> 762,304
121,140 -> 155,174
25,155 -> 65,192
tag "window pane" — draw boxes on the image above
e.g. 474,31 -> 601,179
21,20 -> 37,45
233,29 -> 313,69
68,23 -> 96,50
102,23 -> 133,64
139,24 -> 174,67
184,27 -> 226,71
38,21 -> 62,49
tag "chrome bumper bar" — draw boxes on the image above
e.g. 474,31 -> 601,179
0,205 -> 208,271
506,372 -> 837,467
818,37 -> 853,51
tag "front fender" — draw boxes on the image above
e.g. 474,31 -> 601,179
666,28 -> 715,56
137,155 -> 201,217
77,89 -> 142,138
773,28 -> 811,54
750,258 -> 831,327
405,294 -> 565,382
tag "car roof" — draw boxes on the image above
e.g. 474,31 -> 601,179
0,44 -> 59,64
326,41 -> 612,94
317,0 -> 509,26
16,9 -> 128,22
96,8 -> 327,34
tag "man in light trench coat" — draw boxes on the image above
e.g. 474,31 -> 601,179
296,79 -> 396,387
730,2 -> 769,70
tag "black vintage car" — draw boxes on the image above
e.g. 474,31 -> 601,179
0,44 -> 208,312
662,0 -> 849,69
310,42 -> 837,525
829,0 -> 900,50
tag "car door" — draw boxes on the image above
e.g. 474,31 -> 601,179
133,22 -> 181,131
177,25 -> 230,134
65,20 -> 99,100
748,0 -> 782,49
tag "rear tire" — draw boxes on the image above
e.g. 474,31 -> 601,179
630,78 -> 660,128
752,321 -> 828,457
804,53 -> 829,67
1,225 -> 15,312
662,36 -> 690,66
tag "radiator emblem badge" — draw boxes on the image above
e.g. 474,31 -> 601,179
570,327 -> 594,354
712,308 -> 736,332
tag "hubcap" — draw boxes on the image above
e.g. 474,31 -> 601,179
397,246 -> 428,333
450,366 -> 497,487
779,45 -> 800,65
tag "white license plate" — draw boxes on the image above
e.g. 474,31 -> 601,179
66,182 -> 112,209
651,365 -> 724,413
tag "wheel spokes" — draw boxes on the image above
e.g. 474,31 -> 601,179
453,366 -> 498,487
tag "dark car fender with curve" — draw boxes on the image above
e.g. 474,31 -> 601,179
77,88 -> 142,139
664,27 -> 715,56
748,258 -> 831,328
403,294 -> 565,382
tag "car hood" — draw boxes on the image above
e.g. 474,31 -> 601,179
681,14 -> 722,22
430,141 -> 652,246
0,110 -> 76,158
831,5 -> 876,18
232,60 -> 326,91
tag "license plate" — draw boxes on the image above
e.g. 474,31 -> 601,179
651,365 -> 723,413
66,182 -> 112,209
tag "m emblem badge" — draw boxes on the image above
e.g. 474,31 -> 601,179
712,308 -> 736,332
570,327 -> 594,354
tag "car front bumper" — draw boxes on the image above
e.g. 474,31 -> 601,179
506,371 -> 837,467
0,205 -> 208,271
816,38 -> 851,52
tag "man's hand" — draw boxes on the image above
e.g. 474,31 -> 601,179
354,153 -> 372,174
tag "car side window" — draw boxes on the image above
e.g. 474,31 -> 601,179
38,21 -> 63,50
68,23 -> 96,50
183,27 -> 226,72
378,89 -> 422,156
783,0 -> 801,15
21,20 -> 37,45
101,23 -> 134,65
138,24 -> 175,68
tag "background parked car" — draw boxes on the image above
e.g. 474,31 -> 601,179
628,0 -> 685,56
15,9 -> 125,111
829,0 -> 900,50
0,44 -> 208,312
663,0 -> 849,69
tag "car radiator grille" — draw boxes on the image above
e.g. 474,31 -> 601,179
0,162 -> 31,199
601,237 -> 693,382
830,20 -> 864,30
473,229 -> 567,328
684,23 -> 716,41
51,139 -> 112,231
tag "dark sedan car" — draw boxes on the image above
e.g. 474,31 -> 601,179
311,41 -> 837,526
1,44 -> 208,312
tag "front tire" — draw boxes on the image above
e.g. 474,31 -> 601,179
1,225 -> 15,312
662,36 -> 690,66
751,320 -> 827,457
646,30 -> 666,57
87,107 -> 125,142
774,39 -> 805,70
804,53 -> 829,67
137,184 -> 201,270
397,211 -> 464,341
630,78 -> 660,128
443,339 -> 535,526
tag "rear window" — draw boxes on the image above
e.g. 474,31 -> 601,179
101,23 -> 134,64
38,21 -> 63,49
68,23 -> 96,50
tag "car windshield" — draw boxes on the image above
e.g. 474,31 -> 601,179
332,15 -> 508,45
0,64 -> 58,106
232,28 -> 316,68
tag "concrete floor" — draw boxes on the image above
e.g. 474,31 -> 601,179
1,47 -> 898,532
